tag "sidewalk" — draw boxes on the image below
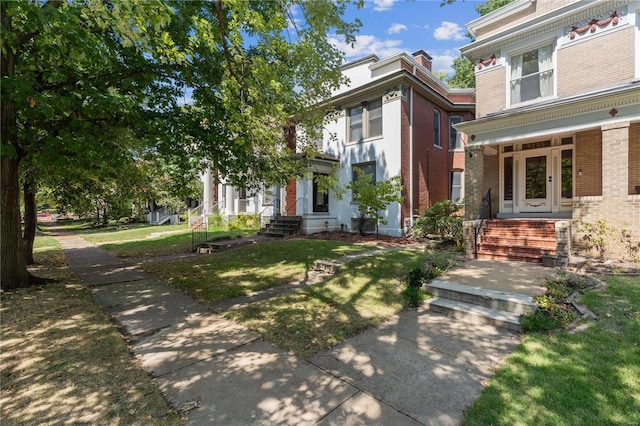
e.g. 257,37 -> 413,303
55,231 -> 528,425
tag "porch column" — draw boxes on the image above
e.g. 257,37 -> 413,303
203,167 -> 213,215
601,121 -> 630,197
226,185 -> 235,216
464,146 -> 486,221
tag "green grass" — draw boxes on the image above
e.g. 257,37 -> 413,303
141,240 -> 386,303
226,248 -> 453,358
463,275 -> 640,426
58,221 -> 257,258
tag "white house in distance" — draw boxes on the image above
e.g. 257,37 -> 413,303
201,50 -> 475,237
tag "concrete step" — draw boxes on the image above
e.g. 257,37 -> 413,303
476,251 -> 543,263
313,260 -> 342,274
425,297 -> 522,331
423,280 -> 537,315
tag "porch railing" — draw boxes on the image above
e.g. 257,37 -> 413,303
473,188 -> 492,259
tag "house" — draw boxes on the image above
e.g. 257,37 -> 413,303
202,50 -> 475,237
282,50 -> 475,236
456,0 -> 640,263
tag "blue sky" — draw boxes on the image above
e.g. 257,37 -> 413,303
332,0 -> 484,76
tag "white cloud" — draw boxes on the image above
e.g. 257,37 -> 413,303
387,23 -> 408,34
372,0 -> 395,12
433,21 -> 466,41
330,34 -> 404,61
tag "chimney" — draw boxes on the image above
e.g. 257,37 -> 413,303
412,50 -> 432,71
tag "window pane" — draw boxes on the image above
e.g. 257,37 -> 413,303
349,106 -> 363,142
525,156 -> 546,199
561,149 -> 573,199
504,157 -> 513,201
434,110 -> 441,146
450,171 -> 462,201
368,100 -> 382,137
511,44 -> 554,104
449,116 -> 463,149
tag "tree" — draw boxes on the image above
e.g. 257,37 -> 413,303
442,0 -> 515,88
337,169 -> 404,235
1,0 -> 361,289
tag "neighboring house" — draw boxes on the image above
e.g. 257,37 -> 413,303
456,0 -> 640,262
202,50 -> 475,237
286,50 -> 475,236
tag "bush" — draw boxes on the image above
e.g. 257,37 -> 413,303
413,200 -> 463,250
402,285 -> 428,308
207,214 -> 227,230
228,214 -> 259,231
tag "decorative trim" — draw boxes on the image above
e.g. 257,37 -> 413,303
461,1 -> 629,61
383,85 -> 407,103
609,108 -> 618,117
569,10 -> 619,40
477,54 -> 497,70
525,201 -> 547,208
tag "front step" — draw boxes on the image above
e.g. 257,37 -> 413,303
425,297 -> 522,331
477,219 -> 558,263
422,280 -> 537,331
258,216 -> 302,238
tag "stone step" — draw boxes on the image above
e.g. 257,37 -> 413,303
313,260 -> 342,274
423,280 -> 537,315
480,235 -> 556,248
424,297 -> 522,332
476,251 -> 543,263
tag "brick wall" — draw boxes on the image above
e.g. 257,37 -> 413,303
557,28 -> 636,98
629,122 -> 640,195
284,180 -> 296,216
475,67 -> 506,118
575,129 -> 602,197
602,121 -> 630,198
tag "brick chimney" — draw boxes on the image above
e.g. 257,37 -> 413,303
412,50 -> 432,71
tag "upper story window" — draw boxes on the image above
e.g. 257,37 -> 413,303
348,99 -> 383,143
449,116 -> 464,150
434,109 -> 441,147
510,43 -> 554,104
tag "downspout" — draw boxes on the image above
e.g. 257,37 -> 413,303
409,66 -> 416,230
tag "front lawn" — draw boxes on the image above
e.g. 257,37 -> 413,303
226,248 -> 454,358
140,239 -> 385,303
463,275 -> 640,425
0,238 -> 182,425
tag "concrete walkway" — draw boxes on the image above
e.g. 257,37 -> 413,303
53,231 -> 541,425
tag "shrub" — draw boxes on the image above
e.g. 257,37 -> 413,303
207,214 -> 227,230
402,285 -> 428,308
413,200 -> 463,250
228,214 -> 259,231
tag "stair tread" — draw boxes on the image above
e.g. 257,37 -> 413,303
426,280 -> 535,306
426,297 -> 521,325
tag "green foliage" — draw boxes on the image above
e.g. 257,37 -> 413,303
446,55 -> 475,88
520,271 -> 596,332
401,285 -> 428,308
337,169 -> 404,235
228,214 -> 260,231
413,200 -> 464,250
574,219 -> 616,258
402,256 -> 453,307
207,214 -> 228,230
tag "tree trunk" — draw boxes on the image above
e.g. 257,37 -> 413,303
1,157 -> 30,289
23,176 -> 37,265
1,7 -> 31,289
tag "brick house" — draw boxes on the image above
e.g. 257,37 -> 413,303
281,50 -> 475,236
456,0 -> 640,262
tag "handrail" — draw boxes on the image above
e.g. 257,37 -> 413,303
191,221 -> 208,252
473,188 -> 492,259
259,205 -> 273,228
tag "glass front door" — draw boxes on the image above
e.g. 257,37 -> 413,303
521,154 -> 551,212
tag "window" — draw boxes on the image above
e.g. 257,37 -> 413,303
349,100 -> 382,142
449,116 -> 464,150
352,162 -> 376,196
434,109 -> 441,147
450,171 -> 463,202
510,44 -> 554,104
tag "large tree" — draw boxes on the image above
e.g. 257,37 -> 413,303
1,0 -> 361,289
443,0 -> 515,88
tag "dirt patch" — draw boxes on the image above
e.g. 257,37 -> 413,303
291,231 -> 418,247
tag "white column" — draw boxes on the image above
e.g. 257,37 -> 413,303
203,167 -> 213,216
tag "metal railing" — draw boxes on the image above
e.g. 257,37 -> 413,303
473,188 -> 492,259
191,221 -> 208,252
150,206 -> 172,225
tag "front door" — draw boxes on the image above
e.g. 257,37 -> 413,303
520,153 -> 551,213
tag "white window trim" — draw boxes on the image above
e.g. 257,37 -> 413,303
347,99 -> 383,144
505,35 -> 558,108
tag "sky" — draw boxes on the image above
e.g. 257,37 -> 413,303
332,0 -> 484,76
